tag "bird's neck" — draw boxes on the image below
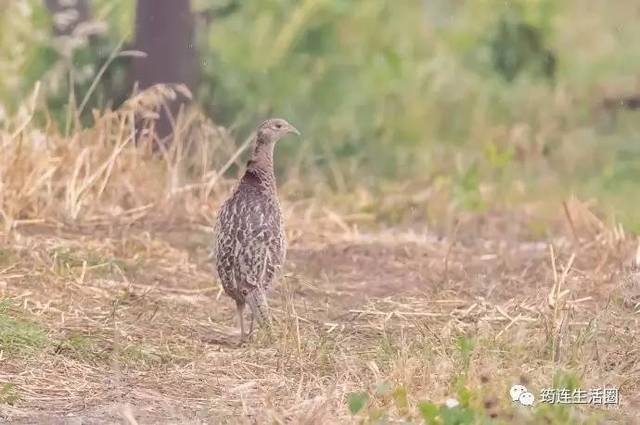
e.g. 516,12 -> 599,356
243,135 -> 276,190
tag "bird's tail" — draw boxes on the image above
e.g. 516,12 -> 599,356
246,289 -> 272,328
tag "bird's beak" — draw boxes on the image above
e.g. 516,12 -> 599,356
287,124 -> 301,136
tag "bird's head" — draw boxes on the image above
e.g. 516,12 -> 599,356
256,118 -> 300,144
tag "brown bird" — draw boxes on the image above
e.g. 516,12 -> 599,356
213,118 -> 300,342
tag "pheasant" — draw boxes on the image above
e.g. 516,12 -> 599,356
213,118 -> 300,342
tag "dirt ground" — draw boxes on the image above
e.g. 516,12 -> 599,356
0,210 -> 639,424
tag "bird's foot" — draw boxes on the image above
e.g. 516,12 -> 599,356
238,334 -> 253,347
239,328 -> 256,345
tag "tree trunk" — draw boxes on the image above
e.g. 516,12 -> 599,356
132,0 -> 197,143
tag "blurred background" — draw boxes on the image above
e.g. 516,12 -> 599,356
1,0 -> 639,229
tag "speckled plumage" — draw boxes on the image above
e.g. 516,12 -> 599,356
213,118 -> 300,341
213,167 -> 285,319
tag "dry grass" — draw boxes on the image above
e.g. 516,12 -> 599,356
0,86 -> 639,424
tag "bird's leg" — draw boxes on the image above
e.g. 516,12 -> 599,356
248,309 -> 255,337
236,301 -> 246,342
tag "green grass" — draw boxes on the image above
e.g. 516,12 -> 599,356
0,383 -> 19,406
346,378 -> 608,425
0,299 -> 48,354
0,299 -> 168,368
49,247 -> 142,279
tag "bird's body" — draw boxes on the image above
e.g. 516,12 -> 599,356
212,118 -> 299,341
213,167 -> 286,323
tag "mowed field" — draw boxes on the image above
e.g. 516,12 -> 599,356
0,200 -> 638,424
0,101 -> 639,424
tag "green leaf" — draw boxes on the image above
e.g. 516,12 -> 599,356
440,405 -> 475,425
456,387 -> 472,407
418,402 -> 439,424
393,385 -> 409,415
348,392 -> 369,415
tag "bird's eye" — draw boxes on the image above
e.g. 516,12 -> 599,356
275,123 -> 282,129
